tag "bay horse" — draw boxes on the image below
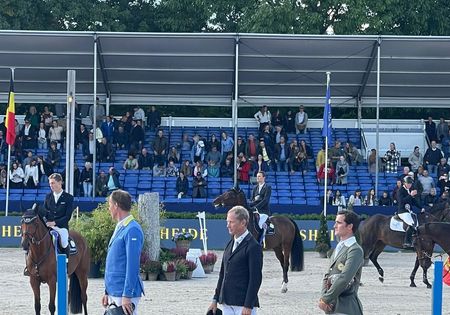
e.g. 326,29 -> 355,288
213,187 -> 304,293
416,222 -> 450,258
359,202 -> 450,288
21,205 -> 90,314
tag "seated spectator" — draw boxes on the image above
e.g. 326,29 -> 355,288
166,160 -> 179,177
106,167 -> 121,195
41,105 -> 54,130
398,166 -> 411,182
206,145 -> 221,166
207,133 -> 220,153
147,105 -> 161,131
207,159 -> 220,178
114,125 -> 129,150
292,149 -> 308,174
176,171 -> 189,198
274,136 -> 290,172
345,141 -> 363,165
46,141 -> 61,168
24,159 -> 39,189
153,162 -> 166,177
316,144 -> 326,172
181,134 -> 193,151
423,187 -> 438,208
221,131 -> 234,163
9,162 -> 24,189
138,148 -> 154,170
193,160 -> 207,178
408,146 -> 423,172
378,191 -> 393,206
191,139 -> 206,163
192,172 -> 207,198
331,189 -> 346,208
364,188 -> 377,206
438,173 -> 450,194
101,115 -> 115,143
133,106 -> 145,122
98,137 -> 115,162
235,136 -> 246,156
220,158 -> 234,178
49,120 -> 64,149
418,169 -> 435,204
299,139 -> 313,159
37,122 -> 48,150
95,170 -> 108,197
36,156 -> 53,183
152,129 -> 168,166
0,165 -> 6,189
237,155 -> 251,183
367,149 -> 379,174
348,189 -> 363,208
180,160 -> 193,177
21,119 -> 36,150
335,156 -> 349,185
123,153 -> 139,170
295,105 -> 308,134
246,133 -> 258,161
317,159 -> 335,185
253,153 -> 269,176
392,180 -> 402,205
23,151 -> 35,168
167,146 -> 180,164
80,161 -> 93,197
437,157 -> 450,177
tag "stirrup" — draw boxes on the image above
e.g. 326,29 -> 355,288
23,267 -> 30,277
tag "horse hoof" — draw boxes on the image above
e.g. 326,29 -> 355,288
281,282 -> 288,293
281,287 -> 288,293
427,284 -> 432,289
378,276 -> 384,283
410,283 -> 417,288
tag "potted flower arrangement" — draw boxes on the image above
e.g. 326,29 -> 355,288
140,252 -> 150,280
172,231 -> 194,250
315,212 -> 331,258
175,259 -> 188,280
162,261 -> 177,281
199,251 -> 218,274
170,247 -> 188,259
140,251 -> 161,281
184,259 -> 197,279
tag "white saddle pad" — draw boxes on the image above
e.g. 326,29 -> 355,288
390,217 -> 406,232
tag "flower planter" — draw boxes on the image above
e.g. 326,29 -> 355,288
176,240 -> 191,250
203,264 -> 215,274
147,272 -> 159,281
185,271 -> 193,279
176,272 -> 182,280
140,272 -> 148,281
164,271 -> 176,281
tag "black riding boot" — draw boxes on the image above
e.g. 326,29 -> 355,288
403,226 -> 414,248
64,246 -> 70,259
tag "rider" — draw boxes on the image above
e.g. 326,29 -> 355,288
396,176 -> 424,248
249,171 -> 273,242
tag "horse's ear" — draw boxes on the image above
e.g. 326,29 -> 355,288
32,203 -> 39,214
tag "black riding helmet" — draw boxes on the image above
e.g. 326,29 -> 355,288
403,176 -> 414,184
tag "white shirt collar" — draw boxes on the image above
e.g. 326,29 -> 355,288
234,229 -> 249,244
338,235 -> 357,248
116,214 -> 132,230
53,190 -> 63,203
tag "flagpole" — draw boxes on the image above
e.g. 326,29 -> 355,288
5,67 -> 15,217
5,144 -> 11,216
323,72 -> 331,217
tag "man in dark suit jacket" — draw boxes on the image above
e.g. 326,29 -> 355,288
43,173 -> 74,257
208,206 -> 263,315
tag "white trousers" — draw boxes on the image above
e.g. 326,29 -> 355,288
108,295 -> 141,315
222,304 -> 257,315
51,226 -> 69,248
398,212 -> 415,227
258,213 -> 268,229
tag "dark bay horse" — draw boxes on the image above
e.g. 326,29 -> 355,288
416,222 -> 450,257
213,188 -> 304,293
359,202 -> 450,288
21,205 -> 90,314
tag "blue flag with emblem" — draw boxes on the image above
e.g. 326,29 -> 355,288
322,76 -> 332,139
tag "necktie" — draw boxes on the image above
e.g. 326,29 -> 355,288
334,242 -> 344,259
232,240 -> 240,252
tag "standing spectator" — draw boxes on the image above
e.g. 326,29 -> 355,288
299,139 -> 313,159
0,165 -> 6,189
329,140 -> 346,168
36,156 -> 53,183
274,136 -> 290,172
80,161 -> 93,197
37,122 -> 48,150
123,154 -> 139,170
437,117 -> 449,143
83,131 -> 96,162
152,162 -> 166,177
237,155 -> 251,183
345,142 -> 363,165
133,106 -> 145,122
367,149 -> 379,174
221,158 -> 234,178
423,187 -> 438,208
152,129 -> 168,166
95,170 -> 108,197
348,189 -> 363,208
317,160 -> 335,185
114,125 -> 129,150
9,162 -> 24,189
335,156 -> 349,185
76,124 -> 89,151
260,124 -> 274,150
206,133 -> 220,153
192,172 -> 207,198
378,191 -> 393,206
364,188 -> 377,206
271,109 -> 284,128
176,171 -> 188,198
23,151 -> 35,168
253,153 -> 269,176
147,105 -> 161,131
425,116 -> 437,142
88,97 -> 105,127
438,173 -> 450,194
191,140 -> 206,163
257,139 -> 272,169
138,148 -> 153,170
408,146 -> 423,172
246,134 -> 258,161
236,136 -> 247,156
21,119 -> 36,150
129,119 -> 145,154
0,131 -> 6,164
180,160 -> 192,177
24,159 -> 39,189
221,131 -> 234,164
181,134 -> 193,151
166,160 -> 179,177
392,180 -> 402,205
46,141 -> 61,168
98,137 -> 115,162
273,125 -> 287,145
295,105 -> 308,134
25,106 -> 40,130
383,142 -> 401,173
167,146 -> 180,164
424,140 -> 444,175
106,167 -> 121,195
284,109 -> 296,133
254,105 -> 271,133
41,106 -> 54,131
332,189 -> 346,208
49,120 -> 64,149
437,157 -> 450,177
418,170 -> 435,204
316,144 -> 326,172
101,115 -> 115,143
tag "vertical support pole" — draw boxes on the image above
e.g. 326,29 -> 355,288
375,38 -> 381,198
57,254 -> 68,315
323,72 -> 330,217
92,35 -> 98,198
66,70 -> 76,195
432,260 -> 443,315
232,36 -> 240,187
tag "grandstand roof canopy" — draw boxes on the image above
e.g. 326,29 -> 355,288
0,31 -> 450,108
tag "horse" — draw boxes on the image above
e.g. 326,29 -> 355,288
416,222 -> 450,258
359,202 -> 450,288
21,204 -> 90,315
213,187 -> 304,293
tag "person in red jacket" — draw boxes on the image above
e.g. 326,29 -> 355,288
237,154 -> 251,184
317,159 -> 335,185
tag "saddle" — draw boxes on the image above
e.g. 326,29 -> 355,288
252,212 -> 275,236
390,214 -> 408,232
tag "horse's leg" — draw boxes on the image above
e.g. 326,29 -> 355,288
409,257 -> 420,287
369,241 -> 386,283
30,277 -> 41,315
48,278 -> 56,315
273,247 -> 288,293
420,257 -> 433,289
76,269 -> 89,314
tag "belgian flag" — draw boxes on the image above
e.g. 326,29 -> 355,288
4,69 -> 15,145
444,257 -> 450,286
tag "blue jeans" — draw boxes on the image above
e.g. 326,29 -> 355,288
277,160 -> 288,172
83,182 -> 93,197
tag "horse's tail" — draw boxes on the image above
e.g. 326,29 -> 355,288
289,218 -> 304,272
69,272 -> 83,314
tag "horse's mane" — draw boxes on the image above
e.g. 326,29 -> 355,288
429,201 -> 449,215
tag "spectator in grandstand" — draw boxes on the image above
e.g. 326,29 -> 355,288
335,155 -> 349,185
345,142 -> 363,166
423,187 -> 438,208
181,133 -> 193,151
207,158 -> 220,178
37,122 -> 48,150
0,131 -> 6,164
83,131 -> 95,162
21,119 -> 36,150
367,149 -> 378,174
12,133 -> 24,163
254,105 -> 271,133
317,159 -> 335,185
119,114 -> 132,135
191,139 -> 206,163
261,124 -> 275,150
398,166 -> 411,182
14,118 -> 21,140
95,125 -> 103,143
299,139 -> 313,159
192,171 -> 207,198
364,188 -> 377,206
36,156 -> 53,183
133,106 -> 145,122
253,153 -> 270,176
246,133 -> 258,161
180,160 -> 193,177
383,142 -> 401,173
437,117 -> 449,143
9,162 -> 24,189
206,145 -> 221,166
257,138 -> 272,169
23,151 -> 35,168
114,125 -> 129,150
408,146 -> 423,172
101,115 -> 115,143
152,129 -> 168,166
49,120 -> 64,149
129,119 -> 145,154
76,123 -> 89,151
418,169 -> 435,204
329,140 -> 346,168
423,140 -> 444,175
88,97 -> 105,127
378,191 -> 393,206
41,105 -> 54,131
0,164 -> 6,189
193,160 -> 207,178
137,148 -> 153,170
123,154 -> 139,170
237,154 -> 251,183
438,173 -> 450,195
25,105 -> 40,130
166,160 -> 179,177
348,189 -> 363,208
219,158 -> 233,178
271,109 -> 283,128
439,190 -> 449,203
153,162 -> 166,177
147,105 -> 161,131
292,147 -> 308,175
24,159 -> 39,189
60,164 -> 81,196
106,167 -> 121,195
284,109 -> 296,133
332,189 -> 346,209
274,136 -> 290,172
46,141 -> 61,168
167,146 -> 180,164
437,157 -> 450,177
176,171 -> 189,198
221,131 -> 234,163
316,144 -> 326,172
273,124 -> 287,145
236,136 -> 247,157
98,137 -> 115,163
80,161 -> 93,197
295,105 -> 308,134
392,180 -> 402,205
95,170 -> 108,197
425,116 -> 437,142
206,133 -> 220,153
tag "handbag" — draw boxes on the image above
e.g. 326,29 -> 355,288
104,302 -> 135,315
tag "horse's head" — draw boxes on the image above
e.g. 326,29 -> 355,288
21,204 -> 47,250
212,186 -> 247,208
426,202 -> 450,222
